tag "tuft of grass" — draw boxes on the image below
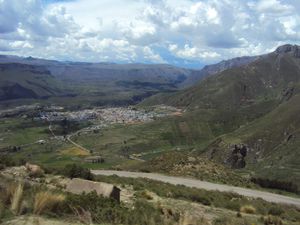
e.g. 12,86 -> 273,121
240,205 -> 256,214
135,190 -> 153,200
33,191 -> 65,215
10,183 -> 24,215
179,214 -> 210,225
262,215 -> 283,225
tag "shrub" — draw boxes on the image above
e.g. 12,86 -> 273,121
236,212 -> 242,217
268,206 -> 284,216
240,205 -> 256,214
64,191 -> 124,224
33,191 -> 65,215
135,190 -> 153,200
63,164 -> 94,180
10,183 -> 24,215
0,155 -> 16,168
64,192 -> 168,225
251,177 -> 299,194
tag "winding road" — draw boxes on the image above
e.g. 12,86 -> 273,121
92,170 -> 300,208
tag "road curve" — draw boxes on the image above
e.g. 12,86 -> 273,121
92,170 -> 300,208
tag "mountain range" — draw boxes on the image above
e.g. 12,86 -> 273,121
0,53 -> 259,108
1,44 -> 300,190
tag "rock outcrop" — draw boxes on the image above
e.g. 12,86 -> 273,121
66,178 -> 120,202
227,144 -> 248,169
275,44 -> 300,58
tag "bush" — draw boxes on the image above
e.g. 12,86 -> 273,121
64,191 -> 126,224
63,191 -> 168,225
240,205 -> 256,214
63,164 -> 94,180
135,190 -> 153,200
0,155 -> 16,168
251,177 -> 299,194
268,206 -> 284,216
33,191 -> 65,215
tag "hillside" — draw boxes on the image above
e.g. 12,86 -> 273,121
181,56 -> 258,87
141,44 -> 300,189
143,45 -> 300,109
0,63 -> 65,101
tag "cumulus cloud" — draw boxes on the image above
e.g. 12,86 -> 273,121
0,0 -> 300,67
169,44 -> 221,61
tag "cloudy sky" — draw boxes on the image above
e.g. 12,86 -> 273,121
0,0 -> 300,68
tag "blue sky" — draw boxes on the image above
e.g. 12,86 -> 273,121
1,0 -> 300,68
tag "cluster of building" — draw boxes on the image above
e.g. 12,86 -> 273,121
37,106 -> 182,125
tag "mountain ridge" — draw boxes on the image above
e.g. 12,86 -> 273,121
140,44 -> 300,188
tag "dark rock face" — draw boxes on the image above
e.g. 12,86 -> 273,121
282,87 -> 294,101
227,144 -> 248,169
276,44 -> 300,58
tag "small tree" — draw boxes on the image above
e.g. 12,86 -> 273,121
64,164 -> 94,180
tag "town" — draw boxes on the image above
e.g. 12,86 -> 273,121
36,105 -> 183,125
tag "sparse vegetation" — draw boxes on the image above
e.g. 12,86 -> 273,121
95,175 -> 300,222
33,191 -> 65,215
262,215 -> 283,225
63,164 -> 94,180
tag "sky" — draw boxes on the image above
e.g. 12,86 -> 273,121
0,0 -> 300,68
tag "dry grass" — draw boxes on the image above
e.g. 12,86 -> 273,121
179,213 -> 210,225
263,215 -> 283,225
240,205 -> 256,214
10,183 -> 24,215
33,191 -> 65,215
71,206 -> 93,225
61,147 -> 90,156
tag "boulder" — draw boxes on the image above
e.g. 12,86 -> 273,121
66,178 -> 120,202
25,163 -> 44,177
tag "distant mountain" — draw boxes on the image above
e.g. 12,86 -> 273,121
144,44 -> 300,109
0,63 -> 64,101
181,56 -> 258,87
142,44 -> 300,188
0,56 -> 193,107
0,53 -> 258,107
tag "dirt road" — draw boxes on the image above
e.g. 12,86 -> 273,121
92,170 -> 300,208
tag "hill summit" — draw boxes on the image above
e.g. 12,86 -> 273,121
275,44 -> 300,57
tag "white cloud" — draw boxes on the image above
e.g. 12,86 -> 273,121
253,0 -> 294,15
169,44 -> 221,61
0,0 -> 300,66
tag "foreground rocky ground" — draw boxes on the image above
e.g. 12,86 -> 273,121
0,164 -> 299,225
